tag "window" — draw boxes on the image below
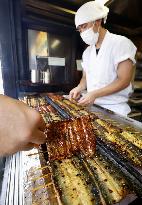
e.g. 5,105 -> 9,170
28,29 -> 48,70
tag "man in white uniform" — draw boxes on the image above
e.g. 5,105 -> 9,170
69,0 -> 137,116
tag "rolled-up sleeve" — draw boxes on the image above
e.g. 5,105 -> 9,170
113,37 -> 137,68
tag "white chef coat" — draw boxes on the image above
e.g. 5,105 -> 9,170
81,31 -> 137,116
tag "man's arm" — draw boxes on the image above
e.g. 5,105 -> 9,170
78,59 -> 134,105
69,71 -> 87,99
76,71 -> 87,90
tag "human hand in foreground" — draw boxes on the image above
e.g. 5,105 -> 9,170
0,95 -> 46,156
78,91 -> 97,106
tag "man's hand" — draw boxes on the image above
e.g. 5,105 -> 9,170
69,71 -> 87,100
0,95 -> 46,156
69,86 -> 82,100
78,91 -> 97,106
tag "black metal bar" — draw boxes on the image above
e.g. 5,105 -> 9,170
45,95 -> 71,119
96,138 -> 142,183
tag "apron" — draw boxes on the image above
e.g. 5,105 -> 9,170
100,103 -> 131,116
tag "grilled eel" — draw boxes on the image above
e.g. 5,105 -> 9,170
49,96 -> 94,118
121,131 -> 142,150
86,153 -> 131,205
39,105 -> 62,123
95,119 -> 142,150
51,159 -> 102,205
46,115 -> 96,161
51,153 -> 131,205
94,119 -> 142,167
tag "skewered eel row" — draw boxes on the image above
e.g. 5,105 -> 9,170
23,94 -> 97,161
22,94 -> 142,205
22,94 -> 142,167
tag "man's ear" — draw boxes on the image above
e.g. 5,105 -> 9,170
95,19 -> 102,26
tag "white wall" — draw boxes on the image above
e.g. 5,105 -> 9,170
0,59 -> 4,94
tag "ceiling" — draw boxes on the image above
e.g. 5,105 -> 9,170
108,0 -> 142,28
43,0 -> 142,30
26,0 -> 142,36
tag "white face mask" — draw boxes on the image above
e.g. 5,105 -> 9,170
80,27 -> 99,45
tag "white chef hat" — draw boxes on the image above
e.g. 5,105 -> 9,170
75,0 -> 109,28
